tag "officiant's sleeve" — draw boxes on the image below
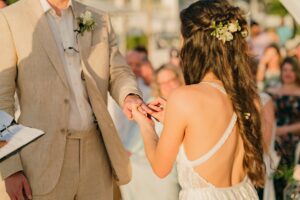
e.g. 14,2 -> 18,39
0,11 -> 24,179
106,14 -> 142,107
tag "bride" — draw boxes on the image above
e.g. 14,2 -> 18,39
132,0 -> 265,199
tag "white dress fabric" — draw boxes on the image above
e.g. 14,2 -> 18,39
176,82 -> 259,200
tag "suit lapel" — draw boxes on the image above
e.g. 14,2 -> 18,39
26,0 -> 69,89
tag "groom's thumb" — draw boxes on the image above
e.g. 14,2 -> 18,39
22,178 -> 32,199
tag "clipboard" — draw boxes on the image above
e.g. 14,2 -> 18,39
0,111 -> 45,161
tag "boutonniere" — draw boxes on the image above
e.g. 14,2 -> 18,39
75,11 -> 96,37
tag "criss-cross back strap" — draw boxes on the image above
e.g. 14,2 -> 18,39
201,81 -> 227,94
182,81 -> 238,167
188,113 -> 237,167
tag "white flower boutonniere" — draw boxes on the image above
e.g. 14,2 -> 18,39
75,11 -> 96,36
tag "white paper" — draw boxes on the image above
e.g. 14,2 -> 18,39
0,111 -> 44,160
0,111 -> 14,128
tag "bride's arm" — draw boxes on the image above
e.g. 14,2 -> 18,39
134,90 -> 187,178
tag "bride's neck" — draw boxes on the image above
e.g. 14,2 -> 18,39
202,72 -> 222,83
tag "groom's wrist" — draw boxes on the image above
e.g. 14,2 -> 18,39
127,93 -> 141,98
123,93 -> 142,103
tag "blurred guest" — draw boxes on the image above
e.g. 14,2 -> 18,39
266,28 -> 280,44
276,19 -> 293,46
126,50 -> 143,77
267,57 -> 300,200
295,43 -> 300,63
140,60 -> 154,86
257,44 -> 282,91
0,0 -> 6,8
134,45 -> 148,61
259,93 -> 278,200
249,21 -> 273,59
108,51 -> 180,200
152,64 -> 185,99
169,48 -> 180,68
108,50 -> 148,151
133,46 -> 154,86
126,50 -> 152,100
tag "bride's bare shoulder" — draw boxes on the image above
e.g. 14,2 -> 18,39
165,86 -> 198,116
168,85 -> 197,98
167,85 -> 207,107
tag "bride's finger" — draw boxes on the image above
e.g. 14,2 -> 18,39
156,97 -> 167,106
148,104 -> 162,112
149,97 -> 166,107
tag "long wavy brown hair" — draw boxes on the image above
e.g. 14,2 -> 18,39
180,0 -> 265,187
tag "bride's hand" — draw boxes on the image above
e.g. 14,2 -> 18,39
132,104 -> 154,127
147,97 -> 166,123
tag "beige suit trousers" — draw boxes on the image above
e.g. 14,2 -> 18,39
33,126 -> 113,200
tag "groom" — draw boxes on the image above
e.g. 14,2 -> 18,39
0,0 -> 149,199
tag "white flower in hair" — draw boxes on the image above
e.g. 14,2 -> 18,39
228,20 -> 241,33
223,31 -> 233,43
241,30 -> 248,38
210,20 -> 244,43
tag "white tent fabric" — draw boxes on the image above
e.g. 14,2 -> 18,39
280,0 -> 300,24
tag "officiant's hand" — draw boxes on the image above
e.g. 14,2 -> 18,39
5,171 -> 32,200
123,94 -> 152,120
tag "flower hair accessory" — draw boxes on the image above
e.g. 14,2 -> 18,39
210,20 -> 248,43
75,11 -> 96,37
244,112 -> 251,120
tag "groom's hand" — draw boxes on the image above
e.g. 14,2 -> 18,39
5,171 -> 32,200
123,94 -> 152,120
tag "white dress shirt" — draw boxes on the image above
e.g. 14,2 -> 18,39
40,0 -> 94,131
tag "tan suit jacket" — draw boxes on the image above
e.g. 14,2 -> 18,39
0,0 -> 141,195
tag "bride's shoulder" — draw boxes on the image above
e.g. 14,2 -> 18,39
169,85 -> 196,98
166,86 -> 197,114
167,85 -> 204,107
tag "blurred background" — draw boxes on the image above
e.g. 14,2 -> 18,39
2,0 -> 300,68
73,0 -> 300,68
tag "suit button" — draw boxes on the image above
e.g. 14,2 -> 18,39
64,98 -> 69,104
60,128 -> 66,133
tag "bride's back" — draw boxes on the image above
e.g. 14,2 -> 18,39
179,81 -> 245,188
179,0 -> 265,189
